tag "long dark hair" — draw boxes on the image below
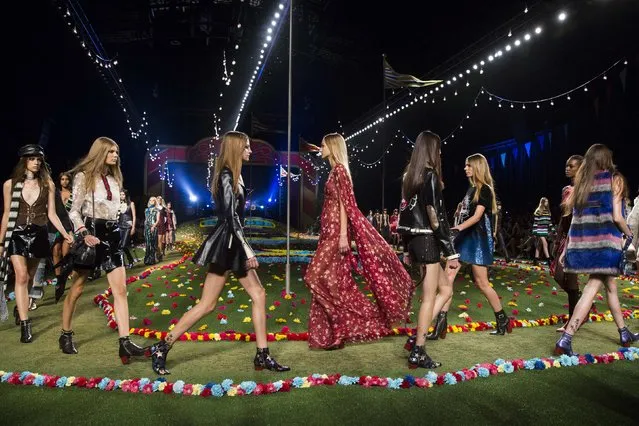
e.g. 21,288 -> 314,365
121,188 -> 131,204
10,156 -> 51,190
58,172 -> 73,191
402,131 -> 442,199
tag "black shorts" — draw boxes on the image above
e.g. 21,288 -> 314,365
74,218 -> 124,273
407,234 -> 440,264
7,224 -> 50,259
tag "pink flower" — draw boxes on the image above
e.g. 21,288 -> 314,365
183,384 -> 193,396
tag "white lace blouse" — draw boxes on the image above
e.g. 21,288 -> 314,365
69,172 -> 121,231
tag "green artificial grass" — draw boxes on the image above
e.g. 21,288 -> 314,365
1,237 -> 639,424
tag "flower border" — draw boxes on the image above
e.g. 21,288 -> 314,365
2,347 -> 638,398
94,255 -> 639,341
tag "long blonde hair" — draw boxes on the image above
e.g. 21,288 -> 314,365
323,133 -> 352,181
212,131 -> 248,196
534,197 -> 550,216
70,137 -> 123,192
466,153 -> 497,214
565,144 -> 614,212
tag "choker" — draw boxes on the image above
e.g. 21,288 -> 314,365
25,171 -> 36,180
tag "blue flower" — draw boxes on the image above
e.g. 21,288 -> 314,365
139,378 -> 150,387
386,378 -> 402,389
272,380 -> 283,391
152,381 -> 160,392
34,375 -> 45,387
569,355 -> 579,365
503,362 -> 514,374
558,354 -> 571,367
173,380 -> 185,394
524,359 -> 537,370
292,377 -> 304,388
338,376 -> 354,386
584,354 -> 595,364
8,291 -> 15,301
425,371 -> 438,383
1,373 -> 11,383
211,384 -> 224,397
444,373 -> 457,385
114,380 -> 122,389
56,377 -> 67,388
240,381 -> 257,394
221,379 -> 234,392
97,378 -> 110,390
156,377 -> 167,383
455,371 -> 466,381
494,358 -> 506,366
20,371 -> 32,381
404,375 -> 416,386
311,373 -> 322,379
477,367 -> 490,378
534,360 -> 546,370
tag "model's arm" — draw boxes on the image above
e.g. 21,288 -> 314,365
0,180 -> 13,254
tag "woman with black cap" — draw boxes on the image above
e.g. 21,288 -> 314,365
0,144 -> 73,343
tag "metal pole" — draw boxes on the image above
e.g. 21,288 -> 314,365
381,54 -> 387,211
285,0 -> 292,295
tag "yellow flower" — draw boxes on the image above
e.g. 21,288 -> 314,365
243,317 -> 252,323
158,382 -> 167,391
497,364 -> 505,373
198,324 -> 208,331
179,294 -> 186,297
284,294 -> 292,300
240,304 -> 249,309
293,318 -> 301,324
269,305 -> 276,311
275,318 -> 287,323
234,334 -> 241,341
161,309 -> 171,315
218,297 -> 224,302
168,324 -> 175,331
142,284 -> 151,288
197,335 -> 204,341
508,301 -> 518,307
187,287 -> 193,291
146,301 -> 155,306
245,335 -> 251,342
231,286 -> 239,290
275,334 -> 286,341
227,387 -> 237,397
553,360 -> 561,368
171,279 -> 179,282
212,333 -> 221,341
66,376 -> 76,386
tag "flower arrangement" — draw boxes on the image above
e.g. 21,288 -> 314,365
2,348 -> 637,398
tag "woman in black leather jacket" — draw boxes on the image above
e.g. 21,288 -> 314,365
149,131 -> 289,375
398,131 -> 460,369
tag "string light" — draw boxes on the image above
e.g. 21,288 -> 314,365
232,2 -> 289,131
345,5 -> 551,142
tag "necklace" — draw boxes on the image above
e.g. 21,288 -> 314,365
25,171 -> 36,180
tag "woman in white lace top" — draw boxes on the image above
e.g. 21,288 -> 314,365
59,137 -> 148,362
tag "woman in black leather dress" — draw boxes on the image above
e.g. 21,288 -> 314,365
149,131 -> 289,375
0,144 -> 73,343
398,131 -> 460,368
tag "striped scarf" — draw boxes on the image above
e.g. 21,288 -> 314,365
1,180 -> 24,321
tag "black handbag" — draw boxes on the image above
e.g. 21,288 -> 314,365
72,192 -> 97,267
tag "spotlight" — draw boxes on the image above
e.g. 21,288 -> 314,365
189,194 -> 198,202
558,11 -> 567,22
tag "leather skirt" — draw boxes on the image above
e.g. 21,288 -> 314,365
74,218 -> 124,273
193,225 -> 248,278
7,224 -> 50,259
406,234 -> 440,264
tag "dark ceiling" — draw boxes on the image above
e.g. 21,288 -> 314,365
3,0 -> 639,205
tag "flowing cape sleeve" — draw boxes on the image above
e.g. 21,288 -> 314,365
333,164 -> 413,325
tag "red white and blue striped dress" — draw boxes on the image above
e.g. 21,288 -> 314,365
564,170 -> 622,275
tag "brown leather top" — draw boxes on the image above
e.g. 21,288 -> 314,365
16,184 -> 48,227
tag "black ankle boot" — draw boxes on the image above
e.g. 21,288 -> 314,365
408,345 -> 441,369
427,311 -> 448,340
119,336 -> 151,364
20,319 -> 33,343
619,327 -> 639,347
150,340 -> 171,375
254,348 -> 290,372
59,330 -> 78,354
490,310 -> 512,335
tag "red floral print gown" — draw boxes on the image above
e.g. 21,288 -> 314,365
304,164 -> 413,349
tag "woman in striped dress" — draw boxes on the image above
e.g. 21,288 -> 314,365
555,144 -> 638,355
532,197 -> 552,264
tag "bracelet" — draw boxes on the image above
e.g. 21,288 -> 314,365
76,229 -> 89,238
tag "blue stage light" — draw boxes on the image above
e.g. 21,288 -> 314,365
189,194 -> 198,202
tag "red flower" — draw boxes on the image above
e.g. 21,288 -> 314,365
146,293 -> 154,298
172,302 -> 178,309
75,377 -> 88,387
163,383 -> 174,394
281,382 -> 291,392
254,384 -> 265,395
512,309 -> 519,316
477,303 -> 483,308
265,383 -> 276,393
551,291 -> 558,296
143,318 -> 152,326
201,388 -> 212,397
274,301 -> 281,307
